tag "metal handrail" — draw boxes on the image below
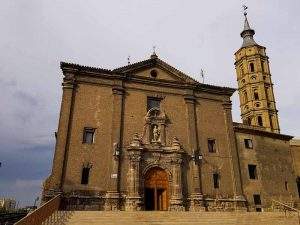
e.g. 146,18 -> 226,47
271,199 -> 300,225
14,194 -> 61,225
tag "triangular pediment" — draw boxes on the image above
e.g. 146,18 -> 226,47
113,56 -> 199,85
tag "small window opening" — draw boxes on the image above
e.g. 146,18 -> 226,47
83,128 -> 95,144
254,90 -> 259,100
253,194 -> 261,205
296,177 -> 300,198
250,63 -> 255,72
81,167 -> 90,185
269,115 -> 273,129
150,70 -> 158,78
244,139 -> 253,149
248,164 -> 258,179
261,62 -> 265,72
265,87 -> 269,101
213,173 -> 220,189
147,97 -> 161,111
247,117 -> 251,125
257,116 -> 263,126
285,181 -> 288,191
208,139 -> 216,153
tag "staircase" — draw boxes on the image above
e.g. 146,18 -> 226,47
62,211 -> 298,225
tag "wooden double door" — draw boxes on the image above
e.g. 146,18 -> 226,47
144,167 -> 169,211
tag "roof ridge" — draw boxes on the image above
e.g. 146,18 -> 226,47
113,58 -> 153,72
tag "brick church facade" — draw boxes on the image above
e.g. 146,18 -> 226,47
43,14 -> 300,211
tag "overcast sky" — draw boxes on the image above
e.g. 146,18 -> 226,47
0,0 -> 299,207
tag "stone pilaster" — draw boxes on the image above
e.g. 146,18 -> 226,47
105,82 -> 125,210
125,134 -> 143,211
222,101 -> 246,210
169,153 -> 184,211
184,93 -> 205,211
58,75 -> 77,190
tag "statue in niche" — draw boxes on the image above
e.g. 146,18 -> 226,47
152,125 -> 161,142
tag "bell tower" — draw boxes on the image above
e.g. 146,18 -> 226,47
234,11 -> 280,133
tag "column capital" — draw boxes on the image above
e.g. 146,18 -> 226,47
112,85 -> 125,95
222,101 -> 232,110
184,95 -> 197,104
62,80 -> 76,89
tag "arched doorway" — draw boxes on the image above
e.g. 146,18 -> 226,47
144,167 -> 169,211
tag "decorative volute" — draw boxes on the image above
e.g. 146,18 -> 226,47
171,137 -> 181,151
129,133 -> 142,148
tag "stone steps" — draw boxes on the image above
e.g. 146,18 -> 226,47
62,211 -> 298,225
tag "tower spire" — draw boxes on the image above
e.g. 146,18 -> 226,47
234,7 -> 280,133
240,6 -> 258,48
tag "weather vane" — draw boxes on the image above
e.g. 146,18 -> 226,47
201,69 -> 205,83
152,45 -> 156,54
127,55 -> 131,65
242,4 -> 248,16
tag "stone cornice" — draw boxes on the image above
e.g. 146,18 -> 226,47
234,44 -> 266,55
60,61 -> 236,97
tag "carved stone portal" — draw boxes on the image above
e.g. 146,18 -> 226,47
126,109 -> 185,211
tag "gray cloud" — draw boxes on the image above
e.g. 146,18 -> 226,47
0,0 -> 299,206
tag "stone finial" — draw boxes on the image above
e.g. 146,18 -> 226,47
172,137 -> 181,150
130,133 -> 142,147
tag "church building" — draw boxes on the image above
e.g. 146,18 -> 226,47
43,13 -> 300,212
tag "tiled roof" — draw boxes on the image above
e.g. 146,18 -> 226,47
233,122 -> 293,140
60,62 -> 113,74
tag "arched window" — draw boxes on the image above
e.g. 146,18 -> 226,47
254,89 -> 259,100
261,61 -> 265,72
250,62 -> 255,72
257,116 -> 263,126
269,115 -> 273,129
265,87 -> 269,101
247,117 -> 252,125
81,165 -> 92,185
296,177 -> 300,198
213,173 -> 220,189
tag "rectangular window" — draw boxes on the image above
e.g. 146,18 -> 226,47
213,173 -> 220,189
83,128 -> 95,144
244,139 -> 253,149
248,164 -> 258,179
253,194 -> 261,205
208,139 -> 216,153
147,97 -> 161,111
81,167 -> 90,185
